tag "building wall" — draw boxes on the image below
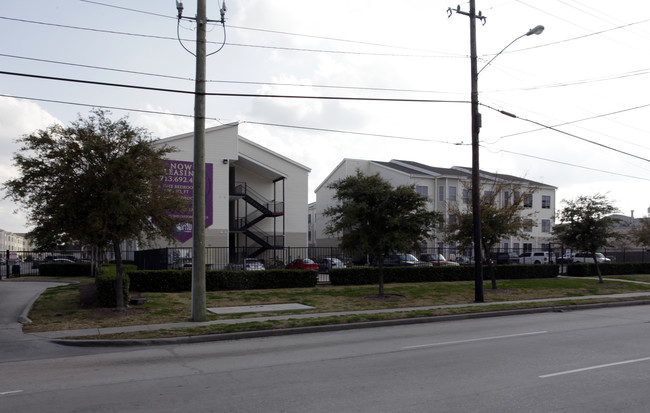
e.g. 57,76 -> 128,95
150,123 -> 310,252
313,159 -> 557,253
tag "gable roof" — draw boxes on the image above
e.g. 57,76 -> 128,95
314,158 -> 557,193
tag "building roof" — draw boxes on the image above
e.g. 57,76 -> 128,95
314,158 -> 557,193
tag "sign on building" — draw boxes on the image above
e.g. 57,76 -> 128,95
162,160 -> 214,243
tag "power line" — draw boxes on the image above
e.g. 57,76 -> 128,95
0,70 -> 470,104
0,93 -> 464,145
0,53 -> 463,96
0,16 -> 457,59
491,148 -> 650,182
79,0 -> 463,57
4,93 -> 648,181
488,102 -> 650,148
482,103 -> 650,164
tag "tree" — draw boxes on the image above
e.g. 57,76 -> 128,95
553,194 -> 620,283
323,170 -> 442,297
444,182 -> 535,289
3,109 -> 188,309
630,217 -> 650,247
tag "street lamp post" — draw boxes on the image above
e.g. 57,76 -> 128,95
450,1 -> 544,302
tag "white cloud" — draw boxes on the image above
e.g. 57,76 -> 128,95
0,97 -> 60,233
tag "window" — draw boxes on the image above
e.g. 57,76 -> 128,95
542,195 -> 551,209
524,219 -> 534,232
449,186 -> 457,202
416,185 -> 428,197
523,243 -> 532,252
439,186 -> 445,202
503,191 -> 511,206
483,190 -> 495,204
462,189 -> 470,204
513,243 -> 520,254
524,194 -> 533,208
541,219 -> 551,233
448,214 -> 458,225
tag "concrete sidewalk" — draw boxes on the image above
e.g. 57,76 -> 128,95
29,291 -> 650,342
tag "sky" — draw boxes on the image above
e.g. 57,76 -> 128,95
1,0 -> 649,233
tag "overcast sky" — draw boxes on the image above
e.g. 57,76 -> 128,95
1,0 -> 649,233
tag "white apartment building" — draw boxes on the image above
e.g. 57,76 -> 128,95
150,123 -> 311,260
313,159 -> 557,254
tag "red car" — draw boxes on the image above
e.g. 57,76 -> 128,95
286,258 -> 319,270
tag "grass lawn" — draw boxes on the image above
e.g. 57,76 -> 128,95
21,275 -> 650,337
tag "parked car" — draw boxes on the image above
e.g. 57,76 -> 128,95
454,256 -> 473,265
418,253 -> 459,266
571,252 -> 611,263
230,258 -> 265,271
519,251 -> 554,264
44,255 -> 77,263
286,258 -> 319,270
382,253 -> 431,267
489,252 -> 520,265
52,258 -> 75,263
316,257 -> 346,273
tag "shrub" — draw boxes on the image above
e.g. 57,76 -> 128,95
329,264 -> 558,286
127,269 -> 318,292
96,272 -> 130,308
566,262 -> 650,277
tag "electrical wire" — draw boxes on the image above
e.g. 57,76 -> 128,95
78,0 -> 466,57
481,103 -> 650,164
0,93 -> 464,145
3,93 -> 648,182
488,148 -> 650,182
0,53 -> 464,96
0,16 -> 456,59
486,102 -> 650,149
0,70 -> 470,104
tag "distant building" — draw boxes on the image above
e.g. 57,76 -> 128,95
312,159 -> 557,256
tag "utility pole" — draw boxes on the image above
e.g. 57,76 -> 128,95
449,4 -> 543,303
448,1 -> 485,302
191,0 -> 207,321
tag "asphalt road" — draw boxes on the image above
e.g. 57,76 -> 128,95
2,301 -> 650,412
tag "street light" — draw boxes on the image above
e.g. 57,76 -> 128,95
478,25 -> 545,76
459,0 -> 544,302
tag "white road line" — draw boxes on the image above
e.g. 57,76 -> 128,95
0,390 -> 23,396
540,356 -> 650,378
401,331 -> 548,350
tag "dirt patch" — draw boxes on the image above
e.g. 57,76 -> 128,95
360,294 -> 406,301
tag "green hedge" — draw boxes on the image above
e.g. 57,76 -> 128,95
329,264 -> 559,286
127,269 -> 318,292
38,263 -> 92,277
566,262 -> 650,277
96,272 -> 130,308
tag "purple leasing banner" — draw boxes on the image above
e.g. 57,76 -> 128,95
162,160 -> 213,243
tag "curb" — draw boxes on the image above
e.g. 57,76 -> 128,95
49,299 -> 650,347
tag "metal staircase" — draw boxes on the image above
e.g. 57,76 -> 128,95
231,182 -> 284,257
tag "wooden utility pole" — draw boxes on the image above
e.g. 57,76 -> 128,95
192,0 -> 207,321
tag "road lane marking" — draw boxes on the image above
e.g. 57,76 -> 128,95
401,331 -> 548,350
0,390 -> 23,396
540,356 -> 650,378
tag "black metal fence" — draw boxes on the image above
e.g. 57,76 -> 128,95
4,247 -> 649,280
1,249 -> 135,278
